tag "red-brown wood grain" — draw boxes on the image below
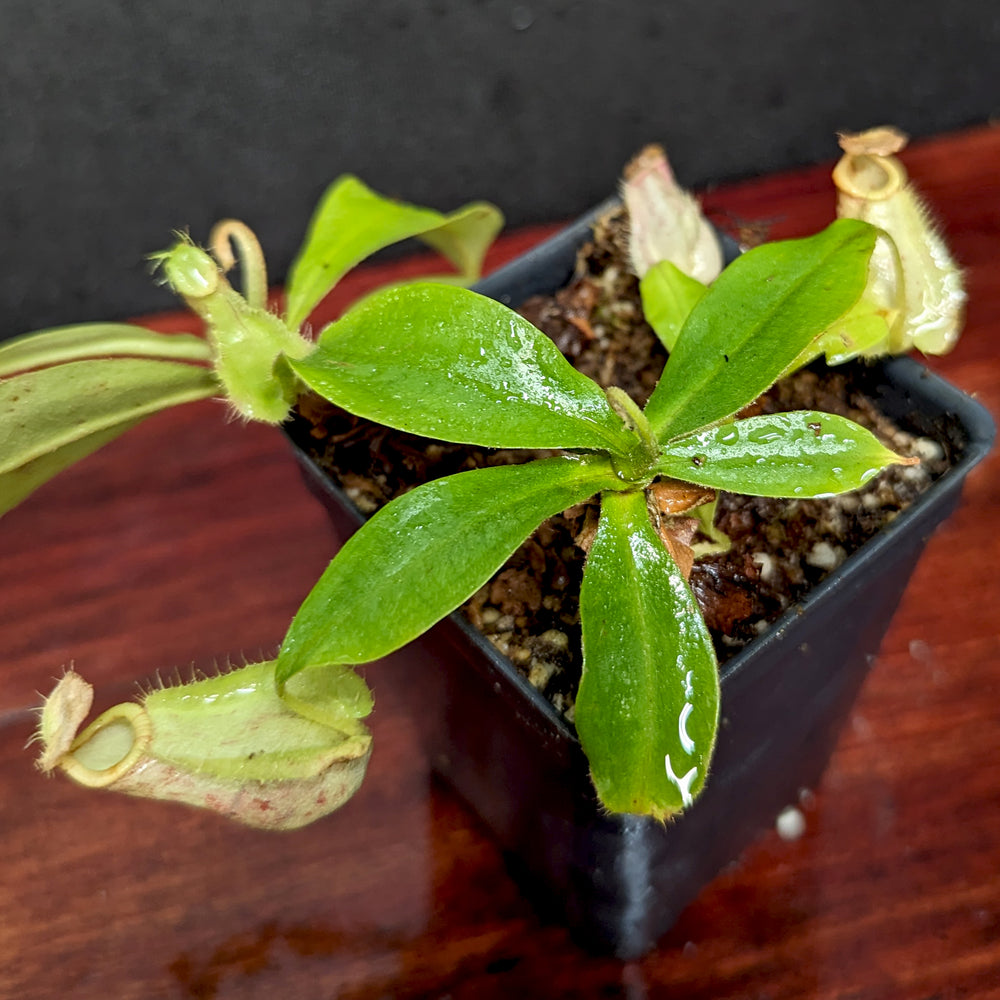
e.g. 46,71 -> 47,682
2,125 -> 998,999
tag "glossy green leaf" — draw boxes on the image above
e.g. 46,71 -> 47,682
639,260 -> 707,352
0,358 -> 219,479
644,219 -> 878,441
576,488 -> 719,819
0,323 -> 211,378
291,283 -> 635,453
285,175 -> 503,329
654,411 -> 909,497
277,454 -> 620,684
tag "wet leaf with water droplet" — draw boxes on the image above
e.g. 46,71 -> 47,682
654,411 -> 913,497
277,453 -> 621,682
576,489 -> 718,819
292,283 -> 635,454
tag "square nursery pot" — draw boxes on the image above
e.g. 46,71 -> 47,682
286,203 -> 996,959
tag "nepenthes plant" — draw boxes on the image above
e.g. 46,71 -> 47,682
271,217 -> 916,817
11,128 -> 964,827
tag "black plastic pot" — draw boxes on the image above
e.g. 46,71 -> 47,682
286,204 -> 995,958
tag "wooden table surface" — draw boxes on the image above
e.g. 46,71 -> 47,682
2,125 -> 998,1000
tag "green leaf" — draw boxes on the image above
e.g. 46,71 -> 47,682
576,488 -> 719,819
291,283 -> 635,453
639,260 -> 707,352
277,454 -> 620,684
690,498 -> 731,558
0,358 -> 219,480
644,219 -> 878,441
654,411 -> 910,497
0,419 -> 141,516
284,175 -> 503,329
0,323 -> 211,378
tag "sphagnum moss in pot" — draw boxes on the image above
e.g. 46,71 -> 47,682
4,127 -> 992,957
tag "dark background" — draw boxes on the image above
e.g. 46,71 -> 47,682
0,0 -> 996,340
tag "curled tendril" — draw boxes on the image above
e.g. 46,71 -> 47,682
209,220 -> 268,311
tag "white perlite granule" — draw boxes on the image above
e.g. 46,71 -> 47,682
776,805 -> 807,841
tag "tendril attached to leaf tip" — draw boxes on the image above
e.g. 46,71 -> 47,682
209,219 -> 268,311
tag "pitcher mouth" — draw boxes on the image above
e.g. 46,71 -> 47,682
60,702 -> 153,788
833,127 -> 909,203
